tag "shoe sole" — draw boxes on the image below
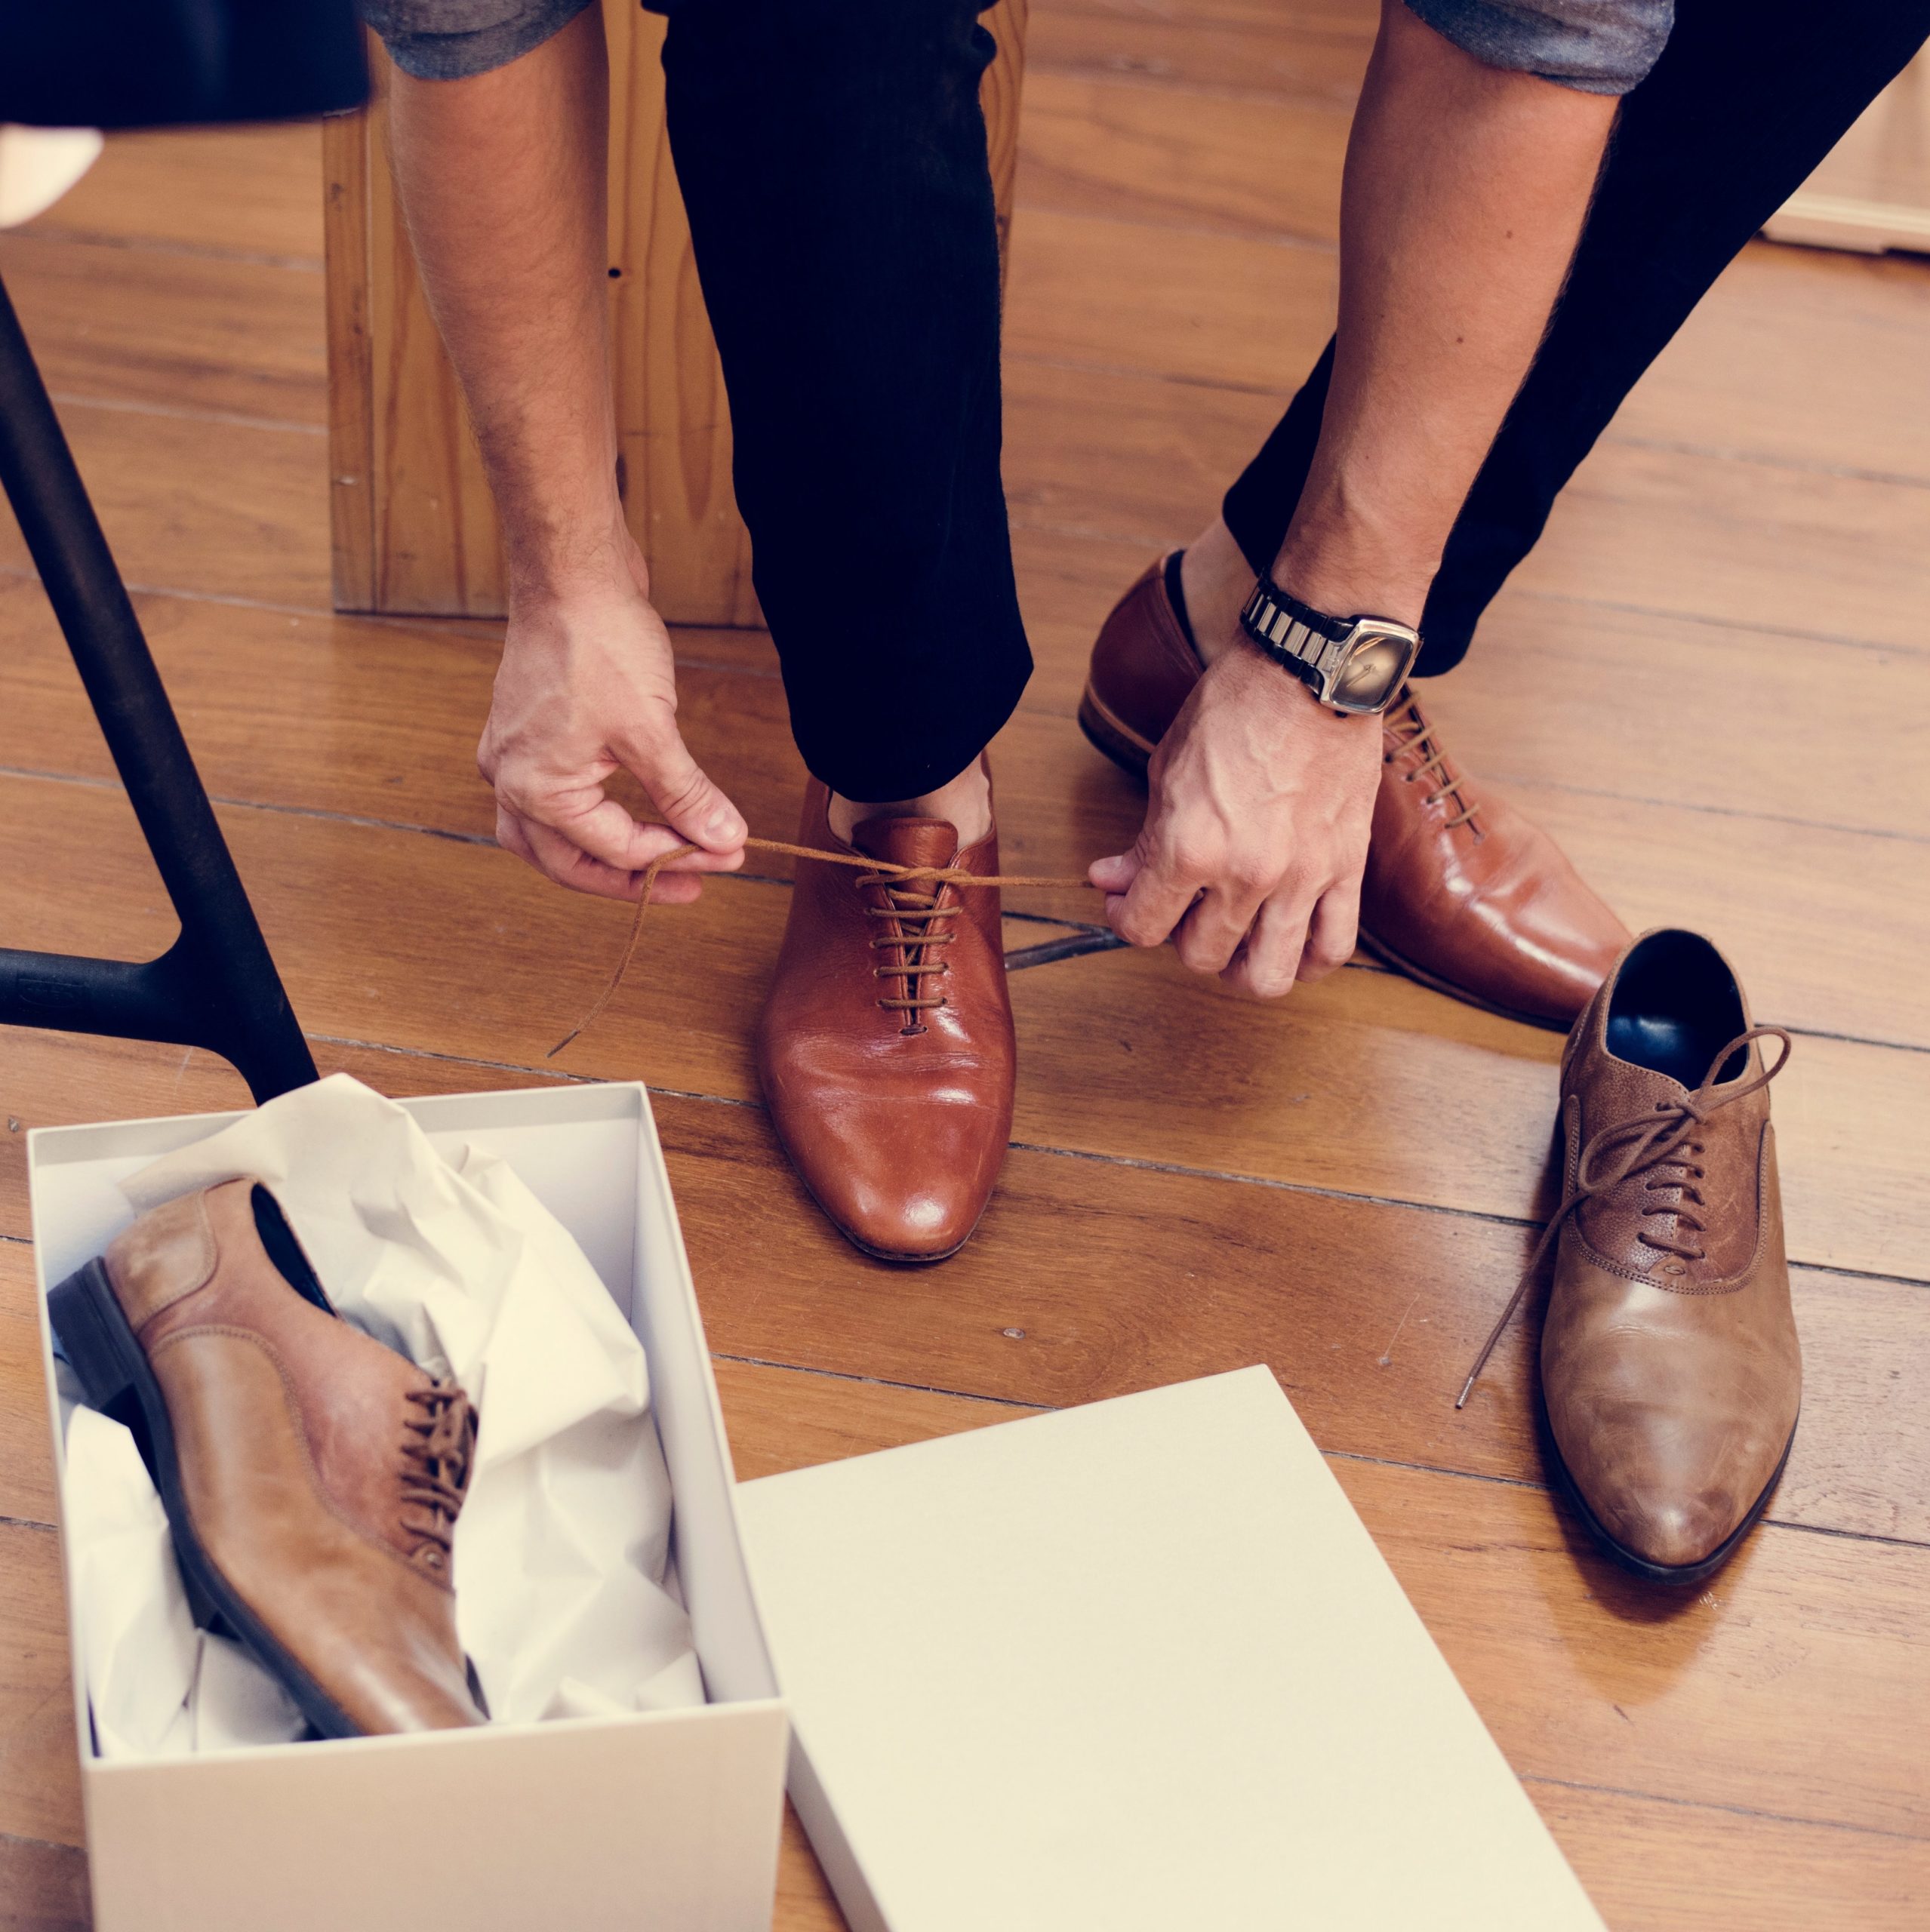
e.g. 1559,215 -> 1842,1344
1079,678 -> 1578,1033
50,1257 -> 368,1740
1542,1398 -> 1799,1589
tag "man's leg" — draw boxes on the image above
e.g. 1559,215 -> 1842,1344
1210,0 -> 1930,670
663,0 -> 1028,1263
663,0 -> 1029,848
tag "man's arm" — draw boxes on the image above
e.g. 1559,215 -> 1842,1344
1093,0 -> 1619,995
384,5 -> 744,903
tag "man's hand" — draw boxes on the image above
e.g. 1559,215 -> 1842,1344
1090,647 -> 1380,998
478,562 -> 746,903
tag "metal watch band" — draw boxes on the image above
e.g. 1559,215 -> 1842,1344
1239,577 -> 1353,680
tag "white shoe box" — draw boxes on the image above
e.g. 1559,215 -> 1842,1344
31,1078 -> 1605,1932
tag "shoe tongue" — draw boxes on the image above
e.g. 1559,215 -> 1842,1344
851,816 -> 961,874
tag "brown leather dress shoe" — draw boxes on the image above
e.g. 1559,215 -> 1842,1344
756,774 -> 1015,1263
51,1179 -> 488,1736
1080,553 -> 1632,1027
1534,930 -> 1799,1585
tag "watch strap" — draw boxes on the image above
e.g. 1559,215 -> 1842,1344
1239,576 -> 1353,676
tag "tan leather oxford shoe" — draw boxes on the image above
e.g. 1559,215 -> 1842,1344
1528,930 -> 1799,1585
755,773 -> 1016,1263
1080,552 -> 1631,1027
51,1179 -> 488,1736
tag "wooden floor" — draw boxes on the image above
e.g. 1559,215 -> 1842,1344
4,3 -> 1929,1925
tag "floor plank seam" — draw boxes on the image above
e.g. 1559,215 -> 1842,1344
7,224 -> 325,273
710,1358 -> 1927,1555
10,746 -> 1925,885
1513,587 -> 1923,660
1467,773 -> 1930,851
1020,59 -> 1358,119
1518,1773 -> 1930,1846
1603,431 -> 1930,494
43,390 -> 325,441
710,1349 -> 1042,1413
1010,195 -> 1340,257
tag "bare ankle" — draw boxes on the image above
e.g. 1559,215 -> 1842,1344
829,758 -> 992,847
1178,518 -> 1257,667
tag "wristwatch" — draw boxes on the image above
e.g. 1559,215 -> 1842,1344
1238,576 -> 1421,717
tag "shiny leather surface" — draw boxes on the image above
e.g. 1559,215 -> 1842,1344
103,1179 -> 485,1731
1543,939 -> 1801,1572
755,776 -> 1015,1261
1083,553 -> 1632,1026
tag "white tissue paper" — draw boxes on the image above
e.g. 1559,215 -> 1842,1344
60,1072 -> 703,1757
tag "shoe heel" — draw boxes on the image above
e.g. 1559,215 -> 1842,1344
1077,684 -> 1152,780
48,1259 -> 140,1411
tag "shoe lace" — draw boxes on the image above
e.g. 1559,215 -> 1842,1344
859,866 -> 961,1036
1456,1024 -> 1792,1409
1384,688 -> 1481,835
399,1380 -> 476,1573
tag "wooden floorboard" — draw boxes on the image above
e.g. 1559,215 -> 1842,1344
3,774 -> 1927,1286
0,232 -> 327,429
3,6 -> 1927,1923
5,1041 -> 1925,1552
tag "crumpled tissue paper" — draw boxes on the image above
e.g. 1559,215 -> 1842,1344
61,1072 -> 703,1757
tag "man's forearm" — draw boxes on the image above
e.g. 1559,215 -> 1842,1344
1278,1 -> 1619,623
383,5 -> 624,604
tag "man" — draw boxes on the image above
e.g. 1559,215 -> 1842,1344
360,0 -> 1924,1263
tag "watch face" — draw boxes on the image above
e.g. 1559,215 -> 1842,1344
1331,631 -> 1415,712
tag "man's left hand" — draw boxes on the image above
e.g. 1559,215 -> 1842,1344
1090,647 -> 1381,998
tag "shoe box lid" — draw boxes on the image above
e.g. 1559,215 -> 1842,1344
737,1363 -> 1604,1932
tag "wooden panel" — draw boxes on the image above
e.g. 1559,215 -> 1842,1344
1,774 -> 1925,1285
999,356 -> 1930,653
0,1833 -> 90,1932
0,404 -> 328,611
326,0 -> 1031,622
12,565 -> 1916,874
1026,0 -> 1374,104
0,1522 -> 81,1849
1005,209 -> 1930,487
16,125 -> 324,263
1014,67 -> 1349,242
5,1041 -> 1925,1550
1531,1784 -> 1930,1932
0,233 -> 326,429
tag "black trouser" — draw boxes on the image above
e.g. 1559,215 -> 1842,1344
1223,0 -> 1930,678
662,0 -> 1030,801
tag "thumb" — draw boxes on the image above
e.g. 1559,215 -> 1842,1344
613,718 -> 746,857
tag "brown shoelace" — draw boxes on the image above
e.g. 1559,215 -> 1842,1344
549,832 -> 1094,1056
1385,690 -> 1480,835
1455,1025 -> 1793,1409
399,1379 -> 477,1573
864,863 -> 959,1035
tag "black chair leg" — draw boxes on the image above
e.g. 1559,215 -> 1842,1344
0,269 -> 318,1103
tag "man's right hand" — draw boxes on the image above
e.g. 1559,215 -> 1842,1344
478,558 -> 747,903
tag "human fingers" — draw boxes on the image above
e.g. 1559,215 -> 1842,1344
1171,876 -> 1270,977
608,712 -> 746,865
503,811 -> 704,903
1297,875 -> 1361,983
1220,890 -> 1315,1000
